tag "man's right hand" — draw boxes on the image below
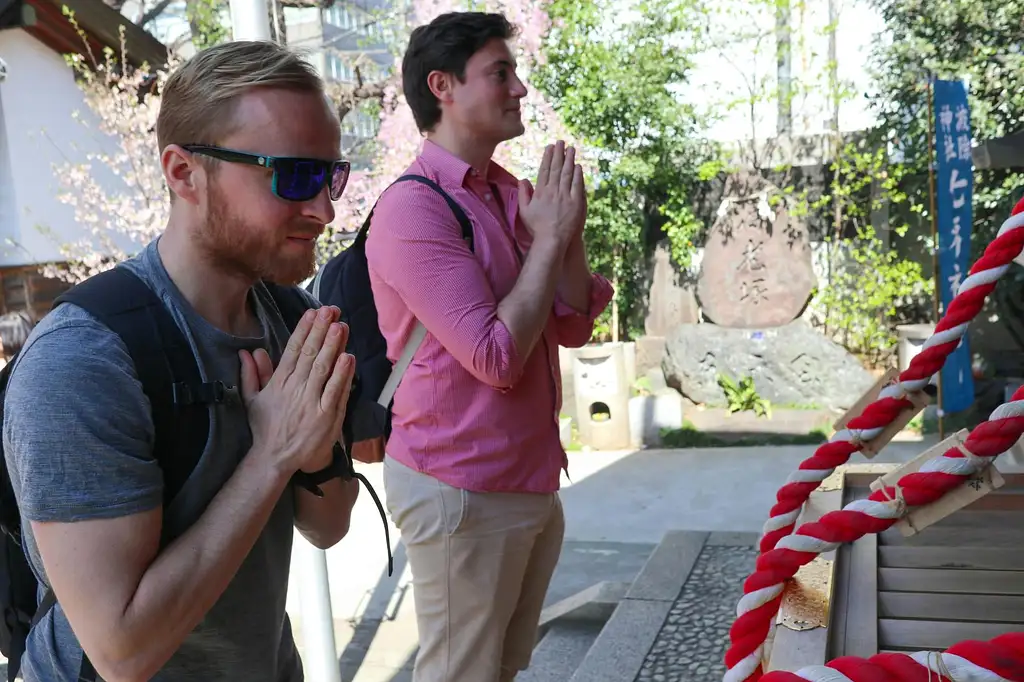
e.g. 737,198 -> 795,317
239,306 -> 354,475
518,140 -> 586,247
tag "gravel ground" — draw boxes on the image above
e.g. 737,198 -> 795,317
635,544 -> 758,682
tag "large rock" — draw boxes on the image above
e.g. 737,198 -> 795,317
661,321 -> 876,411
696,171 -> 816,328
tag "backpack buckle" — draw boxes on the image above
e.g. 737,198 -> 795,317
172,381 -> 231,406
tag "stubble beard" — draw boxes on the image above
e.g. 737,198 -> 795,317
201,182 -> 318,287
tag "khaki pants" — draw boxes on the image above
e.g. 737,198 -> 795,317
383,456 -> 565,682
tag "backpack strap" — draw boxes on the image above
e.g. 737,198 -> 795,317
351,173 -> 474,253
53,266 -> 213,507
43,265 -> 220,682
304,176 -> 473,578
364,174 -> 475,408
263,281 -> 398,575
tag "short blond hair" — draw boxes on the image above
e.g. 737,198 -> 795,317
157,40 -> 324,151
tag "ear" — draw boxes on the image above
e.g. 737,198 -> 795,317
426,70 -> 455,104
162,144 -> 204,205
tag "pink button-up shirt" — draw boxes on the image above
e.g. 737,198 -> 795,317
365,140 -> 614,494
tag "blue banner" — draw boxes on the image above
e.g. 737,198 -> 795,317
932,78 -> 975,414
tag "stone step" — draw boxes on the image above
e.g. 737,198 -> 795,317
544,530 -> 759,682
536,580 -> 631,640
518,622 -> 603,682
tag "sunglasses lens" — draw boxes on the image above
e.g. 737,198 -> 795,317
275,159 -> 328,201
330,163 -> 350,200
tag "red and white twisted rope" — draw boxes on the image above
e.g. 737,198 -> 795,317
724,197 -> 1024,682
723,385 -> 1024,682
761,632 -> 1024,682
760,199 -> 1024,557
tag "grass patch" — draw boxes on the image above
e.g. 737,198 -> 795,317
660,421 -> 831,449
905,408 -> 978,436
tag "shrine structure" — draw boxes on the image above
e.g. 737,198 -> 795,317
722,197 -> 1024,681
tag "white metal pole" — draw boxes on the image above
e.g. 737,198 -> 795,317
297,537 -> 342,682
229,0 -> 272,41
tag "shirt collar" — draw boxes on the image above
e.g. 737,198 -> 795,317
420,139 -> 518,189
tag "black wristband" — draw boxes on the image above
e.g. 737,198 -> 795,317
292,441 -> 355,497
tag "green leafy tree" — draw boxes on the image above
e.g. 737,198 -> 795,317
695,0 -> 934,366
185,0 -> 230,49
794,138 -> 933,367
865,0 -> 1024,351
535,0 -> 711,341
867,0 -> 1024,247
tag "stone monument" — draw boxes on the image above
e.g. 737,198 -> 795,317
645,242 -> 699,336
635,242 -> 699,379
695,171 -> 816,327
662,171 -> 876,411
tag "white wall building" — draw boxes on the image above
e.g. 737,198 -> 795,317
0,0 -> 167,317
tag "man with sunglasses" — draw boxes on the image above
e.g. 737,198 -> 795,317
2,41 -> 357,681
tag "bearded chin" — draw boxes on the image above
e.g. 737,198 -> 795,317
201,186 -> 318,287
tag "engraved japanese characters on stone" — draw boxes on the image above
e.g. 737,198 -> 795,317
696,172 -> 816,329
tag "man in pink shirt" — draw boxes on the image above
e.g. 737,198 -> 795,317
365,11 -> 613,682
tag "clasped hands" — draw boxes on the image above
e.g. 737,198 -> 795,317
517,140 -> 588,250
238,305 -> 353,476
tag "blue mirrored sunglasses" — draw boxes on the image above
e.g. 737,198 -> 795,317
182,144 -> 351,202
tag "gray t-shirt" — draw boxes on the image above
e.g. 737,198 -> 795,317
2,238 -> 316,681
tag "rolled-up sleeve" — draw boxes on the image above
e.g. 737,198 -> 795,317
366,184 -> 526,389
553,273 -> 615,348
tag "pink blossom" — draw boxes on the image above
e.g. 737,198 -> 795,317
326,0 -> 579,246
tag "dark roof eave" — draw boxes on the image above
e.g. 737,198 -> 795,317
35,0 -> 168,69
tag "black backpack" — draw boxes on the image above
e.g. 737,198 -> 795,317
0,265 -> 317,682
307,175 -> 473,465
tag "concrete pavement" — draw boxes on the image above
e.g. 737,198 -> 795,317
284,435 -> 948,681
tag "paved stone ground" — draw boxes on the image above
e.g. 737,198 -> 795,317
635,543 -> 758,682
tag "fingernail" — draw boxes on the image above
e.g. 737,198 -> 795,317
318,307 -> 331,321
328,324 -> 341,338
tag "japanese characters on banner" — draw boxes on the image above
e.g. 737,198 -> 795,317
932,78 -> 975,414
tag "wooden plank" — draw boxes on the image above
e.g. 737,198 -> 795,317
1003,473 -> 1024,488
826,479 -> 870,659
879,619 -> 1021,650
879,547 -> 1024,571
914,510 -> 1024,528
766,487 -> 844,672
826,543 -> 852,659
879,592 -> 1024,623
878,567 -> 1024,595
951,492 -> 1024,511
879,524 -> 1024,548
859,389 -> 932,458
869,431 -> 1008,536
842,532 -> 878,658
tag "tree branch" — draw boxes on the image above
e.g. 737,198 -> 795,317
139,0 -> 174,26
329,73 -> 392,123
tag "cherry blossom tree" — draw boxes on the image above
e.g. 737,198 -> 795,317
45,0 -> 575,280
40,36 -> 180,283
322,0 -> 581,257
